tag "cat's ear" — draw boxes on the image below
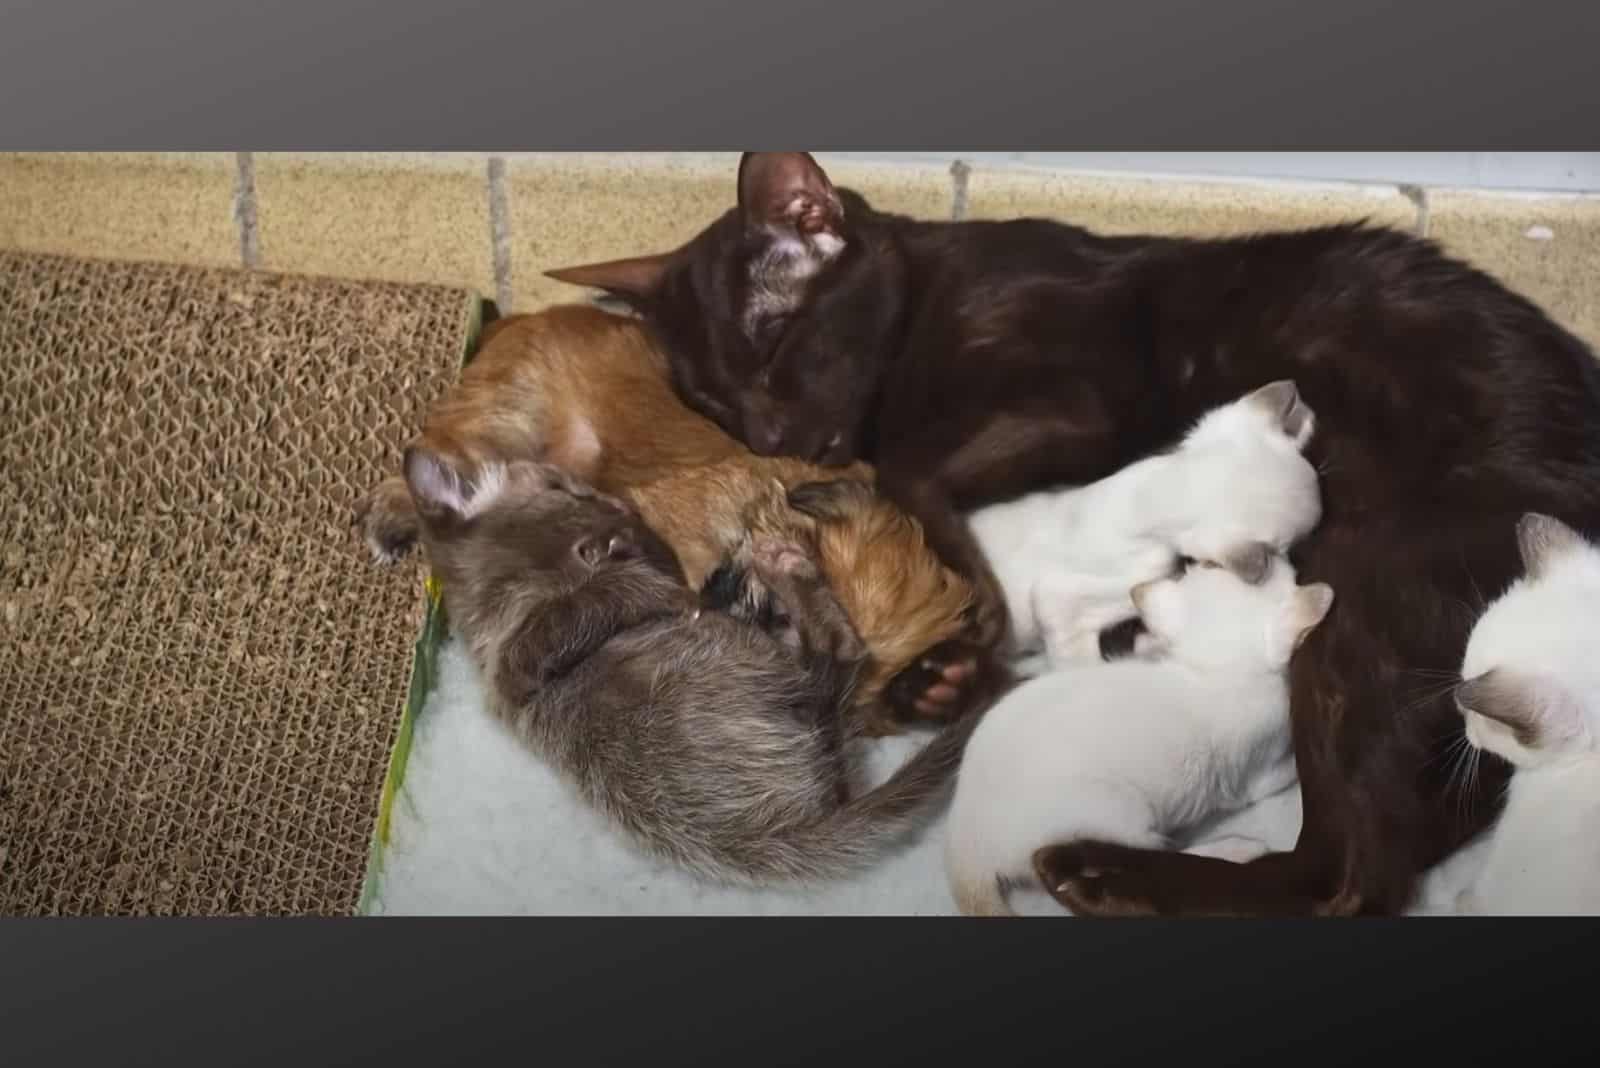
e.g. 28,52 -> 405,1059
786,478 -> 875,522
1289,582 -> 1335,649
544,252 -> 672,304
1220,541 -> 1275,585
403,447 -> 504,524
1456,667 -> 1583,748
1516,512 -> 1584,580
1247,379 -> 1315,445
738,152 -> 845,238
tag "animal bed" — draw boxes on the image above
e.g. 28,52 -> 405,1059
357,347 -> 1488,918
358,628 -> 1347,915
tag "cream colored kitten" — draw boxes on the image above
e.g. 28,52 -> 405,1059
966,379 -> 1321,669
1451,512 -> 1600,916
943,551 -> 1333,916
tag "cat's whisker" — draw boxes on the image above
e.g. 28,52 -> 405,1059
1425,729 -> 1469,771
1396,676 -> 1467,721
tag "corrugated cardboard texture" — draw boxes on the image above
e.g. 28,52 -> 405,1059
0,251 -> 474,915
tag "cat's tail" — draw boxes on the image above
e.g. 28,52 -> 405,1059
747,709 -> 987,886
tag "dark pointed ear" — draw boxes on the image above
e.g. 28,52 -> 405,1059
737,152 -> 844,237
1246,379 -> 1315,444
1517,512 -> 1583,580
544,252 -> 672,303
786,478 -> 874,522
1221,541 -> 1275,585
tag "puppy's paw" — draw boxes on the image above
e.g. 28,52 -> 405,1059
354,478 -> 419,565
883,638 -> 1003,724
751,536 -> 819,582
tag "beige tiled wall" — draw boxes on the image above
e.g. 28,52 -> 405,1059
0,153 -> 240,269
1,152 -> 1596,348
962,164 -> 1419,237
251,153 -> 497,298
1427,190 -> 1600,349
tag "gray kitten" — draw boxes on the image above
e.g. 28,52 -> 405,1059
402,448 -> 979,885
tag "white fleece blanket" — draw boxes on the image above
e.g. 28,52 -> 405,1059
363,636 -> 1484,916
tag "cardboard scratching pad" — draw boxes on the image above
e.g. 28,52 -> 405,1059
0,250 -> 479,915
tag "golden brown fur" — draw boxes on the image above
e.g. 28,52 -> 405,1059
357,303 -> 972,734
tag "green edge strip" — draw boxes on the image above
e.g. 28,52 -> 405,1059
356,292 -> 485,915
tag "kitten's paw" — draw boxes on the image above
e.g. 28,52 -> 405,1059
1184,835 -> 1269,864
354,478 -> 419,565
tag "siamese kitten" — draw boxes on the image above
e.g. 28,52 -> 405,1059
401,449 -> 977,886
1451,512 -> 1600,916
943,551 -> 1333,916
966,379 -> 1322,669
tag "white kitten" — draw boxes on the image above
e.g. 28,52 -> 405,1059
943,553 -> 1333,916
1450,512 -> 1600,916
966,379 -> 1322,668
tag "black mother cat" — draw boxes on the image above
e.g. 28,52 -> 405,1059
547,151 -> 1600,917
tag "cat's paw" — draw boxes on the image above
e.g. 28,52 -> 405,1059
1031,841 -> 1161,917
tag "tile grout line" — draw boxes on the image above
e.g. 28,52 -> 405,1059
949,159 -> 971,221
486,157 -> 514,311
1399,183 -> 1430,238
233,152 -> 261,269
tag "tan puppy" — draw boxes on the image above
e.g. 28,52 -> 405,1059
357,304 -> 976,735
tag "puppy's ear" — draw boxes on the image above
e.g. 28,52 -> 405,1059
1220,541 -> 1275,585
786,478 -> 874,522
1516,512 -> 1584,581
737,152 -> 844,239
403,447 -> 504,525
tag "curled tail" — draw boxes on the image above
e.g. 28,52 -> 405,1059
725,709 -> 987,886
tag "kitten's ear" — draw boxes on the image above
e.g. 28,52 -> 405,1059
403,447 -> 503,524
1516,512 -> 1583,580
738,152 -> 844,237
786,478 -> 874,522
1456,667 -> 1582,748
1129,579 -> 1160,613
544,252 -> 672,304
1221,541 -> 1275,585
1290,582 -> 1335,649
1247,379 -> 1315,445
